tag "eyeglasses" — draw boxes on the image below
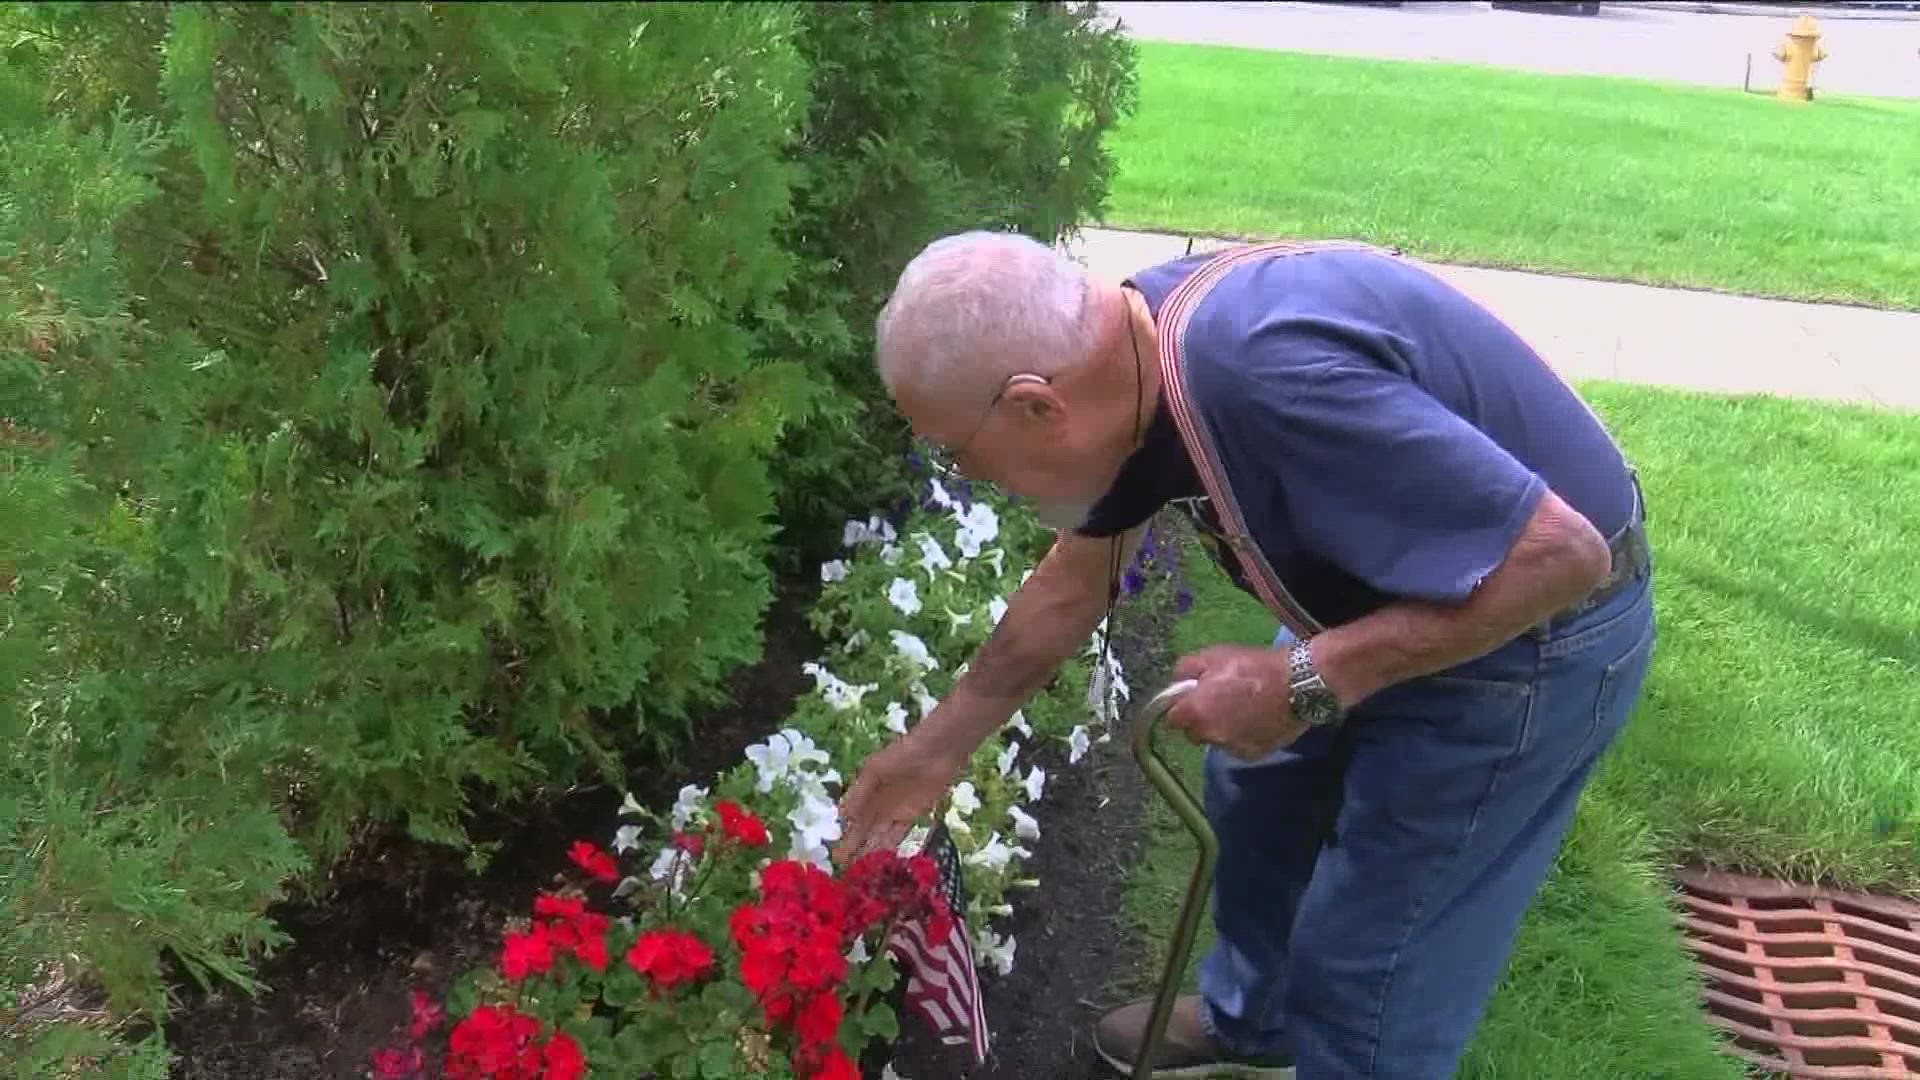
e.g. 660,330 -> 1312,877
915,372 -> 1050,480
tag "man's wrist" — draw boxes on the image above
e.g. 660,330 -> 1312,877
1288,638 -> 1346,726
1304,625 -> 1395,711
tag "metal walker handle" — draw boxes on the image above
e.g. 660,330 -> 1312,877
1128,678 -> 1216,1080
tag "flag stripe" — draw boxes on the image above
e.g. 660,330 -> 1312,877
886,822 -> 991,1063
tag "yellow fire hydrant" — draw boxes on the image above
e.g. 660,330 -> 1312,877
1773,15 -> 1827,102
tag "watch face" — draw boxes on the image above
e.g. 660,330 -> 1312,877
1297,688 -> 1339,726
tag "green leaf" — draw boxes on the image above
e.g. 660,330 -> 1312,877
697,1037 -> 737,1077
861,1000 -> 900,1042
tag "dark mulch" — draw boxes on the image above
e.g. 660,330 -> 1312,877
877,581 -> 1178,1080
162,582 -> 821,1080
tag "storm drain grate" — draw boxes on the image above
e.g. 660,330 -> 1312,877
1676,867 -> 1920,1079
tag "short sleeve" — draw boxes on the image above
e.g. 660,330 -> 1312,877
1213,328 -> 1546,605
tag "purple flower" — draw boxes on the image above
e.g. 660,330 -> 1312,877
1176,588 -> 1194,614
1122,569 -> 1146,597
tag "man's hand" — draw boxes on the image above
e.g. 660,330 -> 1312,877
1167,644 -> 1307,761
833,728 -> 971,863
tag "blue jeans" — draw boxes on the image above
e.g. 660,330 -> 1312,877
1198,576 -> 1656,1078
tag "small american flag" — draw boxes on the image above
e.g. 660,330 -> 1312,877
888,822 -> 990,1063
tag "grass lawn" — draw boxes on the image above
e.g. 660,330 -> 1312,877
1116,383 -> 1920,1076
1103,43 -> 1920,310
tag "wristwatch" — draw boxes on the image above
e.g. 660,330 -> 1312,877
1288,639 -> 1344,728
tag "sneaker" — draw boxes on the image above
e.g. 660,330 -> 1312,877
1092,995 -> 1296,1078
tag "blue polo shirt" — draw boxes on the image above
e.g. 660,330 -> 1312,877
1077,246 -> 1635,628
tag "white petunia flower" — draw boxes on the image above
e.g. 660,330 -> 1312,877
966,831 -> 1032,874
649,845 -> 692,897
802,661 -> 878,711
884,701 -> 910,735
916,532 -> 953,576
1067,725 -> 1092,765
1009,804 -> 1040,841
847,938 -> 872,964
792,764 -> 842,803
881,1065 -> 908,1080
976,928 -> 1018,976
946,606 -> 974,632
845,628 -> 870,652
1007,711 -> 1032,739
988,597 -> 1008,625
831,679 -> 878,711
997,741 -> 1020,778
888,577 -> 922,616
950,781 -> 980,818
670,784 -> 709,830
927,478 -> 958,510
745,729 -> 831,794
943,806 -> 972,837
612,823 -> 642,854
1087,652 -> 1131,724
843,519 -> 876,548
788,787 -> 842,867
881,543 -> 903,565
986,549 -> 1006,578
1023,765 -> 1047,802
897,824 -> 930,858
913,683 -> 940,719
954,502 -> 1000,558
870,515 -> 897,543
820,559 -> 850,583
619,791 -> 646,818
890,630 -> 939,672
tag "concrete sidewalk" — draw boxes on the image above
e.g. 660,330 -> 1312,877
1065,228 -> 1920,411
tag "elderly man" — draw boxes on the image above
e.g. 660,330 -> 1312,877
834,231 -> 1655,1078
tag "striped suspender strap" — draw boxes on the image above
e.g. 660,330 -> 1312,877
1155,239 -> 1387,640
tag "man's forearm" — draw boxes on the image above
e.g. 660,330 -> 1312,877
1314,493 -> 1613,708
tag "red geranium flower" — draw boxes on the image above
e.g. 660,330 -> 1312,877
795,991 -> 843,1047
811,1045 -> 859,1080
566,840 -> 619,883
370,1046 -> 424,1080
626,928 -> 715,992
408,989 -> 445,1041
445,1003 -> 544,1078
568,912 -> 609,972
500,925 -> 555,982
716,799 -> 770,846
671,830 -> 705,857
541,1031 -> 587,1080
532,893 -> 587,922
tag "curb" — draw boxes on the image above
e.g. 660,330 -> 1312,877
1630,1 -> 1920,21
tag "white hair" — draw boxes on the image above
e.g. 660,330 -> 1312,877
874,231 -> 1094,401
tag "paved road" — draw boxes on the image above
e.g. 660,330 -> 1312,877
1104,2 -> 1920,98
1066,228 -> 1920,410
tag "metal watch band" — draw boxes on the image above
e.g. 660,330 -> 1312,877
1288,640 -> 1343,727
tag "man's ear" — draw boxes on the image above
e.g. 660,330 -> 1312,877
1003,380 -> 1065,426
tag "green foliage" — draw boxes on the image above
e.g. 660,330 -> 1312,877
0,0 -> 1137,1060
3,0 -> 813,1024
766,2 -> 1139,567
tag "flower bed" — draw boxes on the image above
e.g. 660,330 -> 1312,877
370,479 -> 1161,1078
